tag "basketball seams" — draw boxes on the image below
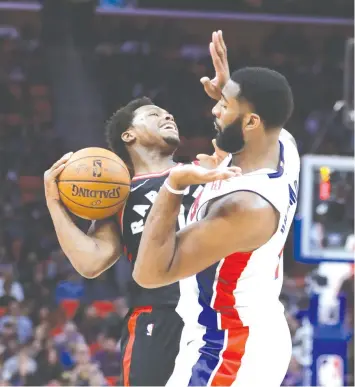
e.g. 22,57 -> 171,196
57,149 -> 131,219
62,155 -> 130,179
58,188 -> 129,210
58,180 -> 131,186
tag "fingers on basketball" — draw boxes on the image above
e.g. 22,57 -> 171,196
46,152 -> 73,178
51,152 -> 73,170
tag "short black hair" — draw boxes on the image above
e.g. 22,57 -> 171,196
105,97 -> 154,174
231,67 -> 294,129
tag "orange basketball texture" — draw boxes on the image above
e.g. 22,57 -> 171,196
58,147 -> 130,220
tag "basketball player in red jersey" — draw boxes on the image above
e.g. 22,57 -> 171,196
133,36 -> 300,386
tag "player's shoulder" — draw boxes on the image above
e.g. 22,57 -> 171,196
280,128 -> 297,148
231,189 -> 275,211
130,174 -> 164,190
280,130 -> 300,174
212,188 -> 275,219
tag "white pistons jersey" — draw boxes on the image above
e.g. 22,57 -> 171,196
177,135 -> 300,329
168,134 -> 300,387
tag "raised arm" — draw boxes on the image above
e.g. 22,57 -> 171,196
45,153 -> 122,279
133,164 -> 278,288
200,30 -> 230,101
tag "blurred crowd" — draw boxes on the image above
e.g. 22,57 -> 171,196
0,24 -> 127,385
0,8 -> 353,387
94,21 -> 353,159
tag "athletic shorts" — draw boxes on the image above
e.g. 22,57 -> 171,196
121,306 -> 184,386
167,315 -> 292,387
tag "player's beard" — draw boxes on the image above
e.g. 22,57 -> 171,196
215,116 -> 245,154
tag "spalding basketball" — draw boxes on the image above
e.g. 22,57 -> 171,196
58,147 -> 130,220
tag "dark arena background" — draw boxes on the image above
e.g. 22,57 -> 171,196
0,0 -> 353,386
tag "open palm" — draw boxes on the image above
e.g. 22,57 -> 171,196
168,163 -> 241,190
196,139 -> 229,170
200,30 -> 230,100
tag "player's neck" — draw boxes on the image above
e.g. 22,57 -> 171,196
131,148 -> 175,176
232,131 -> 280,174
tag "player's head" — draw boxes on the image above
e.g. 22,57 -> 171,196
105,97 -> 180,170
212,67 -> 294,153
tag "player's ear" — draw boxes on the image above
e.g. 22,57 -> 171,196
121,128 -> 136,144
244,113 -> 260,132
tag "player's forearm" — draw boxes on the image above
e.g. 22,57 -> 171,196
134,187 -> 182,288
47,200 -> 111,278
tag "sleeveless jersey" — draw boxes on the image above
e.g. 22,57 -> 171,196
118,167 -> 204,308
176,136 -> 300,330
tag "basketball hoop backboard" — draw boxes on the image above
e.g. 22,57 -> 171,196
295,155 -> 354,263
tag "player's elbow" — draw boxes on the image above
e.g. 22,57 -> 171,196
132,267 -> 163,289
132,270 -> 155,288
76,265 -> 101,279
72,252 -> 119,279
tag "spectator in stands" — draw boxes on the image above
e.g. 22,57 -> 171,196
55,272 -> 84,305
0,301 -> 32,344
31,321 -> 50,359
0,267 -> 24,303
0,320 -> 17,354
93,336 -> 121,378
34,347 -> 64,385
1,343 -> 37,385
68,343 -> 106,386
104,297 -> 128,341
0,278 -> 17,308
77,305 -> 102,345
54,321 -> 86,365
25,264 -> 52,314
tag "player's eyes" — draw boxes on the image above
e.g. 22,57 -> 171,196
149,113 -> 159,117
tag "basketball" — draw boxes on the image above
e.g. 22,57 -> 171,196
57,147 -> 131,220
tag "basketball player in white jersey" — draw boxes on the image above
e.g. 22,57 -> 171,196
133,65 -> 300,386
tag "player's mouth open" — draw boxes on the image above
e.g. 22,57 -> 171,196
160,123 -> 178,133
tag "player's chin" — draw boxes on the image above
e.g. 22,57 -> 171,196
162,134 -> 180,147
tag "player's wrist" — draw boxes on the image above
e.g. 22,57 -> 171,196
46,197 -> 60,207
165,176 -> 187,194
46,198 -> 65,212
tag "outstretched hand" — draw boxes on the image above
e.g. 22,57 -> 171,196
200,30 -> 230,101
196,139 -> 229,170
168,163 -> 241,191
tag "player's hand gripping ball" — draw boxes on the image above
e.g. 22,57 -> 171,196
48,148 -> 131,220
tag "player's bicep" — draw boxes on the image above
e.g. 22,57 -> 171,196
168,192 -> 278,282
88,219 -> 122,261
